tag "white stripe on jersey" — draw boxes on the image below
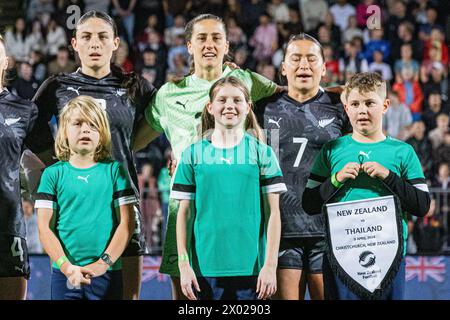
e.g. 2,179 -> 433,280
414,184 -> 429,192
115,196 -> 137,207
262,183 -> 288,194
306,179 -> 322,189
170,190 -> 195,200
35,200 -> 56,209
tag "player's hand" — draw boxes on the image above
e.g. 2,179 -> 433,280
325,85 -> 344,94
275,85 -> 288,93
336,162 -> 361,183
179,263 -> 200,300
256,265 -> 277,300
224,61 -> 240,70
168,159 -> 177,177
83,260 -> 110,278
361,162 -> 390,180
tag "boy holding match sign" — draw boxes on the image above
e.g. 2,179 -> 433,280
302,72 -> 430,300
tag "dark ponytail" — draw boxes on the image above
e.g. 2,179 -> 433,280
110,64 -> 142,104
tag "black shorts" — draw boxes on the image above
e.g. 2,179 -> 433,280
0,234 -> 30,279
122,205 -> 147,257
278,237 -> 325,273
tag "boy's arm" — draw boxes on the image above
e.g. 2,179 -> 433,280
104,204 -> 135,263
302,175 -> 339,215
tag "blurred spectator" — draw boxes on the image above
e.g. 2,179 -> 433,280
136,48 -> 165,89
323,45 -> 340,86
393,66 -> 424,119
137,14 -> 163,44
47,46 -> 77,76
29,50 -> 47,83
422,92 -> 449,132
322,12 -> 341,51
316,24 -> 339,57
339,40 -> 368,82
385,0 -> 414,42
166,53 -> 189,81
369,50 -> 393,82
423,28 -> 449,68
257,61 -> 276,82
10,62 -> 40,100
5,18 -> 28,62
329,0 -> 356,32
25,20 -> 46,56
267,0 -> 289,24
22,199 -> 43,254
234,46 -> 253,70
277,8 -> 303,45
167,35 -> 189,74
364,28 -> 390,64
111,0 -> 137,46
434,132 -> 450,166
84,0 -> 111,13
27,0 -> 55,22
46,18 -> 67,57
420,61 -> 448,102
383,90 -> 412,140
299,0 -> 328,33
164,14 -> 186,47
406,121 -> 433,178
418,5 -> 442,42
356,0 -> 377,29
138,30 -> 167,69
413,198 -> 445,254
113,41 -> 134,73
249,13 -> 278,63
226,16 -> 247,51
391,21 -> 423,63
224,0 -> 245,26
394,43 -> 419,82
428,113 -> 449,150
241,0 -> 267,36
343,15 -> 363,43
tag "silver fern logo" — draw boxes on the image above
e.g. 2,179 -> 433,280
318,117 -> 335,128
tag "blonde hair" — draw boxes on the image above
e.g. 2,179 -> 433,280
201,76 -> 265,142
55,95 -> 111,162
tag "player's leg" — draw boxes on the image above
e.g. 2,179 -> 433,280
0,277 -> 27,300
0,235 -> 30,300
306,237 -> 325,300
121,205 -> 146,300
274,238 -> 304,300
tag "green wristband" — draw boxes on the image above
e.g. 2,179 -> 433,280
331,172 -> 344,188
56,256 -> 69,268
178,253 -> 189,262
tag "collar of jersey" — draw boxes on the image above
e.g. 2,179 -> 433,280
347,134 -> 389,146
190,66 -> 233,85
284,87 -> 324,106
76,68 -> 112,81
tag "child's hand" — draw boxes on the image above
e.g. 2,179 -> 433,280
361,162 -> 390,180
62,265 -> 94,287
168,159 -> 177,177
83,260 -> 110,278
179,264 -> 200,300
336,162 -> 361,183
256,265 -> 277,300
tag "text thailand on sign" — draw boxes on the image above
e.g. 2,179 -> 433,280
326,196 -> 401,293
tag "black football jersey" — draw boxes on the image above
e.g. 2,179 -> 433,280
0,90 -> 38,237
256,89 -> 351,238
28,69 -> 156,197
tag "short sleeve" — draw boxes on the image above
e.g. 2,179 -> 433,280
112,162 -> 137,208
144,90 -> 164,133
247,70 -> 277,102
34,167 -> 58,210
258,144 -> 287,194
171,146 -> 196,200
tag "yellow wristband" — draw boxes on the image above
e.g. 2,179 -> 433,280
331,172 -> 344,188
178,253 -> 189,262
56,255 -> 69,268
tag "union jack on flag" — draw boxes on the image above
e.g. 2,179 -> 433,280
405,256 -> 446,283
142,256 -> 169,283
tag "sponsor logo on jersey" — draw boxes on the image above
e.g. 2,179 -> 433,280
318,117 -> 335,128
67,86 -> 81,95
116,89 -> 127,97
220,157 -> 232,165
175,100 -> 188,109
359,151 -> 372,159
94,99 -> 107,111
5,117 -> 21,126
268,117 -> 282,128
77,175 -> 90,183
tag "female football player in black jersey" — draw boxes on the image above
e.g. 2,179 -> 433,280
0,35 -> 38,299
255,34 -> 351,300
27,11 -> 156,300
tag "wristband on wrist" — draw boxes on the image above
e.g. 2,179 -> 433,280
56,255 -> 69,268
179,253 -> 189,263
331,172 -> 344,188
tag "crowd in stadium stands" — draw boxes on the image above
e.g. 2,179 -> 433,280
2,0 -> 449,254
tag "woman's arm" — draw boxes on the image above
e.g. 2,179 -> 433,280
176,199 -> 199,300
257,192 -> 281,300
133,118 -> 162,151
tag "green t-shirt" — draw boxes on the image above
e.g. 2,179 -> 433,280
171,133 -> 287,277
309,135 -> 426,254
145,67 -> 277,161
35,161 -> 137,270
